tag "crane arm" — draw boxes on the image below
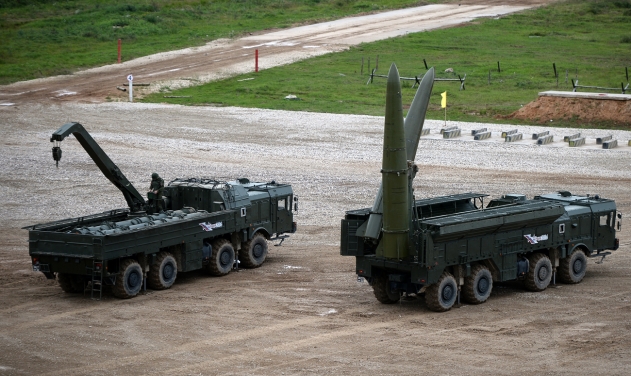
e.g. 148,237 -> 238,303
51,122 -> 147,212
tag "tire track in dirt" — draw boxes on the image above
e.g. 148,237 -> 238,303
41,286 -> 631,375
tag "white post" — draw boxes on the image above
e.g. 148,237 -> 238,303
127,74 -> 134,102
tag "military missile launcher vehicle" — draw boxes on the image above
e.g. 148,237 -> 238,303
25,122 -> 297,299
340,64 -> 621,311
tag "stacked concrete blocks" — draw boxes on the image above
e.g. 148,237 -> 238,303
602,140 -> 618,149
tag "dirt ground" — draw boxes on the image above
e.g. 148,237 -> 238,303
3,2 -> 631,375
1,102 -> 630,375
510,95 -> 631,125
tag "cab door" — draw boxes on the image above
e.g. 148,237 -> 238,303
274,196 -> 293,234
594,211 -> 616,250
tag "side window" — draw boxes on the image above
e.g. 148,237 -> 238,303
600,214 -> 613,227
278,198 -> 286,210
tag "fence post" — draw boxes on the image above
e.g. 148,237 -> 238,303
361,57 -> 364,75
255,49 -> 259,72
117,39 -> 121,64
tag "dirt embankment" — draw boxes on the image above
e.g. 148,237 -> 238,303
510,96 -> 631,126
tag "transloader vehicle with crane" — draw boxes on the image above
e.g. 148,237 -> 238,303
340,64 -> 621,311
25,122 -> 297,299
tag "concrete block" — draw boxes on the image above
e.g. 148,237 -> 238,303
596,135 -> 613,144
569,137 -> 585,147
505,133 -> 523,142
474,131 -> 492,140
537,135 -> 554,145
532,131 -> 549,140
443,129 -> 461,139
501,129 -> 518,138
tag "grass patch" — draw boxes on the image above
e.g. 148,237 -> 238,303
0,0 -> 431,84
143,0 -> 631,128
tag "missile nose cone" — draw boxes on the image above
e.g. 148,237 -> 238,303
387,63 -> 400,84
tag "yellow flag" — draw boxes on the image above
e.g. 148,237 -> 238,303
441,91 -> 447,108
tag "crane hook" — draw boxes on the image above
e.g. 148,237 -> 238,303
52,146 -> 62,168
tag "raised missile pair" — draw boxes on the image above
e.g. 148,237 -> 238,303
357,63 -> 435,259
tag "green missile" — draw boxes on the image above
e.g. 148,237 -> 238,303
380,63 -> 409,259
361,67 -> 435,240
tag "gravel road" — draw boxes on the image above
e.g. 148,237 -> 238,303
1,101 -> 630,375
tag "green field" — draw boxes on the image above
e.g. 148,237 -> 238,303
0,0 -> 428,84
142,0 -> 631,127
2,0 -> 630,127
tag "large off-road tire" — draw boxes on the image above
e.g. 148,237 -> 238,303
372,274 -> 400,304
113,259 -> 143,299
207,239 -> 235,276
462,264 -> 493,304
239,233 -> 268,268
57,273 -> 82,293
425,272 -> 458,312
558,250 -> 587,284
525,253 -> 553,292
148,252 -> 177,290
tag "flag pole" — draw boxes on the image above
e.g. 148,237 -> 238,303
440,91 -> 447,128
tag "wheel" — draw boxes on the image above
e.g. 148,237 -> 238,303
57,273 -> 82,293
207,239 -> 235,276
425,272 -> 458,312
239,233 -> 268,268
148,252 -> 177,290
372,274 -> 400,304
559,250 -> 587,284
462,265 -> 493,304
70,275 -> 86,292
113,259 -> 143,299
525,253 -> 553,292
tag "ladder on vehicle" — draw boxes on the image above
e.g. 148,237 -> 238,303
89,260 -> 104,300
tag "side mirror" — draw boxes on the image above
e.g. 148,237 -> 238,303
618,213 -> 622,219
294,202 -> 298,212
